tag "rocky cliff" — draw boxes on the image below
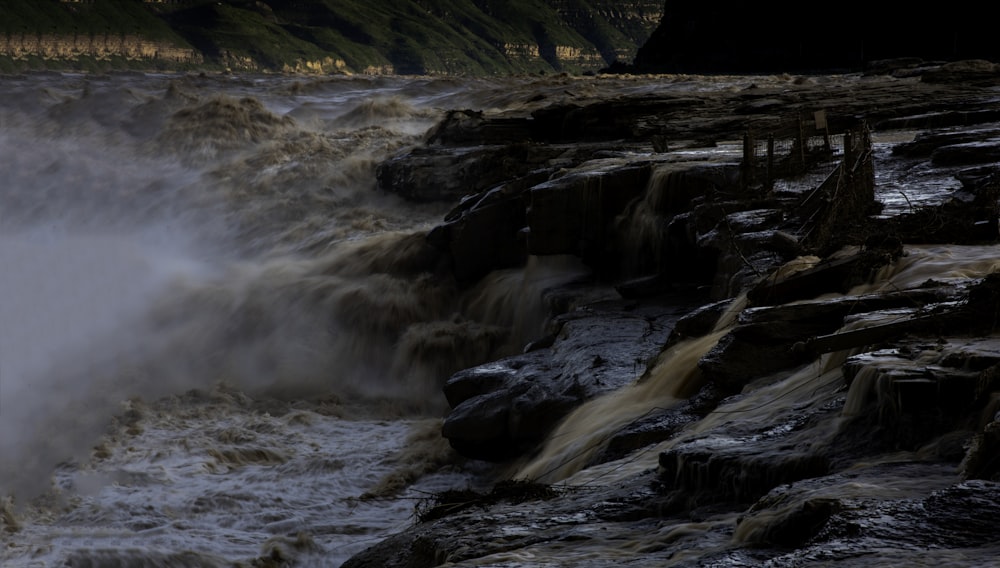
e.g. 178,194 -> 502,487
0,0 -> 662,74
344,63 -> 1000,568
1,33 -> 202,65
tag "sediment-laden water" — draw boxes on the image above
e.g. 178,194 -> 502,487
0,71 -> 757,567
0,72 -> 562,566
1,71 -> 995,567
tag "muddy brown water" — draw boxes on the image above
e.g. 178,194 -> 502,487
1,71 -> 997,567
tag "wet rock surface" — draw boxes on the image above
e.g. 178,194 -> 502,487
442,293 -> 698,461
347,68 -> 1000,567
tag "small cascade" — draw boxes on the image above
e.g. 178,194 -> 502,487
518,244 -> 1000,505
514,330 -> 726,483
657,244 -> 1000,517
862,244 -> 1000,292
461,254 -> 592,350
612,164 -> 713,281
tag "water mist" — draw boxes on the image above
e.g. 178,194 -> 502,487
0,119 -> 222,501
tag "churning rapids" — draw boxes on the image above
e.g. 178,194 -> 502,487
1,71 -> 999,567
0,71 -> 698,567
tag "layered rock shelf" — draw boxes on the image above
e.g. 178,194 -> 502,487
0,33 -> 201,64
347,63 -> 1000,567
1,0 -> 663,74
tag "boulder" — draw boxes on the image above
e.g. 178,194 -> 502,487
424,109 -> 532,146
376,144 -> 551,203
839,337 -> 1000,452
526,160 -> 651,263
658,435 -> 830,504
746,241 -> 903,307
932,140 -> 1000,167
920,60 -> 1000,85
699,284 -> 955,391
427,185 -> 530,285
442,299 -> 688,461
963,407 -> 1000,481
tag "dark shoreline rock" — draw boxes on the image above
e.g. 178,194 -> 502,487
441,293 -> 697,461
346,71 -> 1000,568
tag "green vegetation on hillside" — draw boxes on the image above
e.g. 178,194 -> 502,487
0,0 -> 663,75
0,0 -> 188,42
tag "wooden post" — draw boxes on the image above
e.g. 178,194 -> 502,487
766,134 -> 775,191
797,114 -> 806,172
742,129 -> 755,189
814,110 -> 831,152
842,129 -> 855,194
844,130 -> 854,169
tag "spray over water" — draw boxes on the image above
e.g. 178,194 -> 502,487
0,74 -> 461,504
0,74 -> 619,565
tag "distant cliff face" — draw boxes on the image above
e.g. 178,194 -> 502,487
1,33 -> 202,65
0,0 -> 663,75
544,0 -> 664,64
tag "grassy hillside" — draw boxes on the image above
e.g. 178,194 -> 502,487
0,0 -> 662,74
162,0 -> 602,74
0,0 -> 188,42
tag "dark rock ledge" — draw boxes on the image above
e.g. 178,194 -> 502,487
345,65 -> 1000,567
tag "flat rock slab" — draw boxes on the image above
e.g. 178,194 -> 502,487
442,296 -> 697,461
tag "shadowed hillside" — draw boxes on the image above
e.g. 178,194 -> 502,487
0,0 -> 662,74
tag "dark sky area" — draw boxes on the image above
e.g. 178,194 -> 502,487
635,5 -> 996,73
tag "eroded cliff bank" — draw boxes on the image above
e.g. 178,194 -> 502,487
1,0 -> 662,75
344,62 -> 1000,566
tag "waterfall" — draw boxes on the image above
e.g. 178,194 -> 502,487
515,330 -> 727,483
516,245 -> 1000,489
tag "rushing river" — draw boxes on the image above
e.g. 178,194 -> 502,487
0,71 -> 754,567
1,71 -> 997,567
